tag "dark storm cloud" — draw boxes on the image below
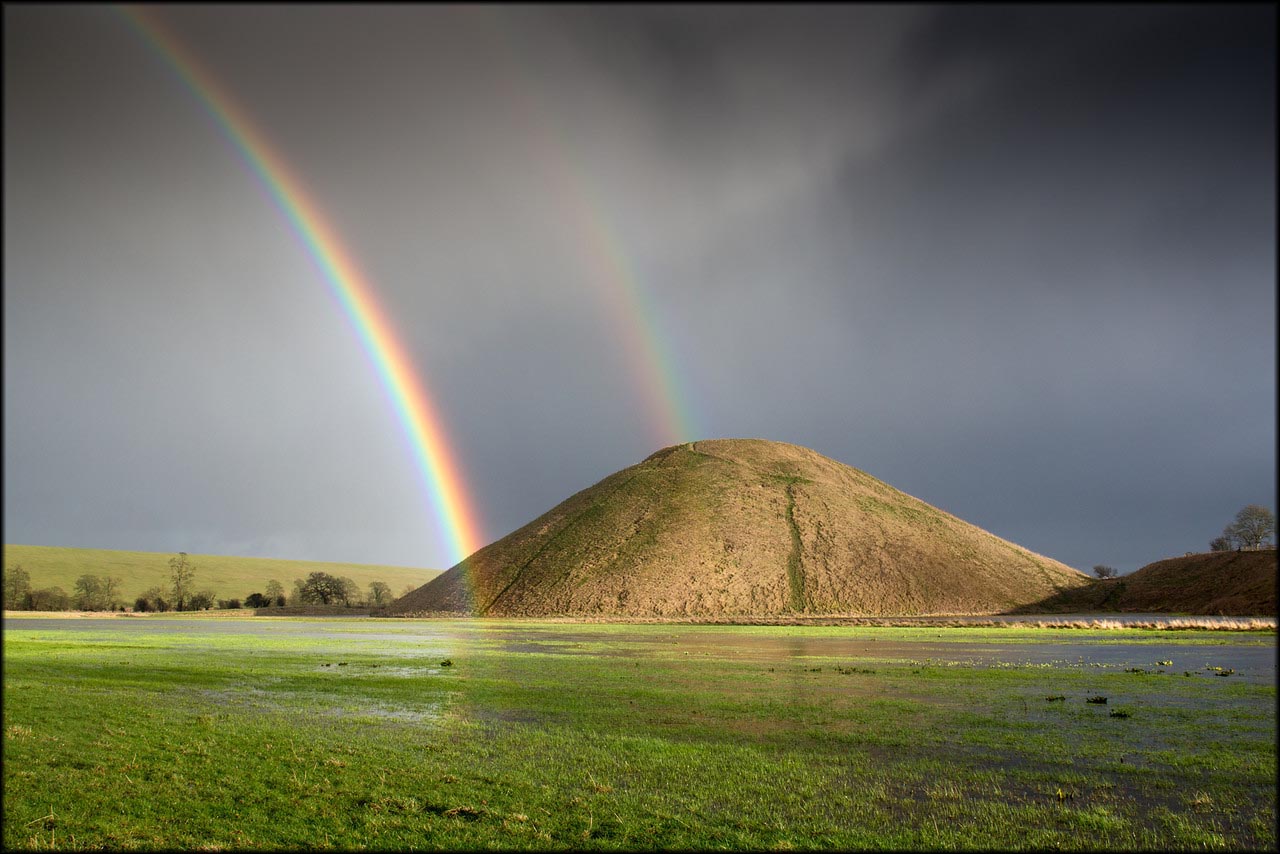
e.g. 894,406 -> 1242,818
558,3 -> 1277,570
808,5 -> 1275,569
4,5 -> 1274,573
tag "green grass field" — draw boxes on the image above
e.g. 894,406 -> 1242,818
3,618 -> 1275,849
2,544 -> 440,606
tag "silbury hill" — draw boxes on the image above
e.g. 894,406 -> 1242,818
390,439 -> 1089,618
1017,549 -> 1277,616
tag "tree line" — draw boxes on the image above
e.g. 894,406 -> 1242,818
3,552 -> 410,612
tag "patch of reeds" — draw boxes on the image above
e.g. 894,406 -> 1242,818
590,615 -> 1278,631
1027,617 -> 1276,631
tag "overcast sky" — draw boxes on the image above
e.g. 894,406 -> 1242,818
5,5 -> 1275,574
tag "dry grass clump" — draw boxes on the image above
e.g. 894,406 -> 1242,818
463,614 -> 1273,631
1026,617 -> 1276,631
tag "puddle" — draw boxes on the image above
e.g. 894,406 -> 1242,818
316,665 -> 442,677
194,686 -> 445,724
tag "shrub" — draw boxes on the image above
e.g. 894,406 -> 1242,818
136,586 -> 169,613
187,590 -> 217,611
27,586 -> 71,611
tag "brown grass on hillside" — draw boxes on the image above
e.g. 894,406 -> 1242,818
391,439 -> 1088,618
1015,549 -> 1277,617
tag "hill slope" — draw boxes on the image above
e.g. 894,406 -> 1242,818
1017,550 -> 1277,616
391,439 -> 1088,617
2,545 -> 440,606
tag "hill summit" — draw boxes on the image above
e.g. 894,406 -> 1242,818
391,439 -> 1088,617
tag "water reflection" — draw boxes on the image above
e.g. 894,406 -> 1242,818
8,615 -> 1271,685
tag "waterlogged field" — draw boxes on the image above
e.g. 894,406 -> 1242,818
3,617 -> 1275,850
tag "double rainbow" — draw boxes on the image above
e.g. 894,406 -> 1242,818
120,6 -> 485,565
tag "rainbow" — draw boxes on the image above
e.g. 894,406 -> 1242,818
475,9 -> 702,449
119,6 -> 485,566
547,164 -> 701,448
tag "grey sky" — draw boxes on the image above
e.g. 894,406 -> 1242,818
4,5 -> 1275,573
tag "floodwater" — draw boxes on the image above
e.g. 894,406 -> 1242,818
624,632 -> 1278,684
5,615 -> 1275,684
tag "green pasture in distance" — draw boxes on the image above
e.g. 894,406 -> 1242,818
2,544 -> 440,605
3,619 -> 1275,850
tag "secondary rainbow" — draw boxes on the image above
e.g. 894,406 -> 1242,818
119,6 -> 485,565
550,162 -> 702,448
476,9 -> 703,449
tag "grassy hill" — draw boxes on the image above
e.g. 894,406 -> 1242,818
391,439 -> 1088,617
1014,550 -> 1277,616
3,544 -> 440,607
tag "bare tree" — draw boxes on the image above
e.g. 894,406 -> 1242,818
74,574 -> 105,610
4,564 -> 32,610
1209,534 -> 1235,552
102,576 -> 121,609
1225,505 -> 1275,550
169,552 -> 196,611
367,581 -> 392,607
1092,565 -> 1119,579
339,576 -> 362,606
265,579 -> 285,607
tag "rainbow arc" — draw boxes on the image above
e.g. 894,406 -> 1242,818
121,6 -> 485,565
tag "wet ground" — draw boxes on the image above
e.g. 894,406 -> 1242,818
7,615 -> 1275,684
486,628 -> 1277,685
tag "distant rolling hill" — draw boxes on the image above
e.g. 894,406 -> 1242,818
1015,550 -> 1277,616
391,439 -> 1089,617
2,544 -> 440,606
